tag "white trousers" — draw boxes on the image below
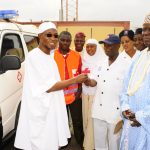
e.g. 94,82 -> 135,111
93,119 -> 121,150
82,94 -> 94,150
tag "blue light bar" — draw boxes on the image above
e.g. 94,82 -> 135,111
0,10 -> 18,19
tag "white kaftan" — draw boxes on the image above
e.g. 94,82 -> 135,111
14,48 -> 70,150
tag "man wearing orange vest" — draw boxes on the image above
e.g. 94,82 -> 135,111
54,31 -> 84,148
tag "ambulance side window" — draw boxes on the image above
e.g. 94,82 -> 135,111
23,35 -> 38,52
1,34 -> 25,62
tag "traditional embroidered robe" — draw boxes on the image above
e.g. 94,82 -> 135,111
15,48 -> 70,150
120,48 -> 150,150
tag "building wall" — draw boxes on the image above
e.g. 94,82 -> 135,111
18,21 -> 130,49
57,26 -> 126,49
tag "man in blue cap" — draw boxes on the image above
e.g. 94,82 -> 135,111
98,34 -> 121,65
84,34 -> 130,150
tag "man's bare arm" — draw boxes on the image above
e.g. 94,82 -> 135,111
47,73 -> 88,93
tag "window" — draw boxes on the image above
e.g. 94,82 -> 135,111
23,35 -> 38,52
1,34 -> 25,62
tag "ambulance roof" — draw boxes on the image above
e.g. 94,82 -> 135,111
0,19 -> 38,34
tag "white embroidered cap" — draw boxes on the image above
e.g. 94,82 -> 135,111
38,22 -> 56,34
144,13 -> 150,24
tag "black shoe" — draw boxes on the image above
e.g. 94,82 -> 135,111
59,145 -> 68,149
68,137 -> 71,144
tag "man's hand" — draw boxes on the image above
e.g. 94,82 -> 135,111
84,78 -> 91,86
75,73 -> 88,84
122,110 -> 141,127
84,78 -> 97,87
122,109 -> 134,119
130,118 -> 141,127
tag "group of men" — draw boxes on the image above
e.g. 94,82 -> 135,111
86,13 -> 150,150
14,22 -> 86,150
14,12 -> 150,150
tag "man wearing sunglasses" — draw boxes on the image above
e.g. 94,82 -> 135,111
14,22 -> 88,150
40,26 -> 58,54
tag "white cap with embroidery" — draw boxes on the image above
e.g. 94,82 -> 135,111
38,22 -> 56,34
144,13 -> 150,24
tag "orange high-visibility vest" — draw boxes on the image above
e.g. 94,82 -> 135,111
54,49 -> 82,105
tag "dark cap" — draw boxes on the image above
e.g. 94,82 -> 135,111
135,28 -> 142,35
119,30 -> 134,41
99,34 -> 120,44
75,32 -> 86,38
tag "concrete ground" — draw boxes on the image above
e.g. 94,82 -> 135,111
3,135 -> 81,150
60,135 -> 81,150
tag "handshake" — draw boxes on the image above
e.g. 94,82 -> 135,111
74,74 -> 97,87
73,68 -> 91,84
74,73 -> 89,84
122,109 -> 141,127
73,67 -> 98,86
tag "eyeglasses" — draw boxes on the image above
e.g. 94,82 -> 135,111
46,33 -> 58,38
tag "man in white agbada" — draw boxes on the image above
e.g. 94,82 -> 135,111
120,13 -> 150,150
14,22 -> 88,150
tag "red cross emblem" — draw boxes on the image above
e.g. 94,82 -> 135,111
17,71 -> 22,83
82,68 -> 90,74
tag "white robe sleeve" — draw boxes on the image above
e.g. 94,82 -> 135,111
120,54 -> 141,112
22,53 -> 58,120
136,105 -> 150,135
26,55 -> 57,98
120,61 -> 137,112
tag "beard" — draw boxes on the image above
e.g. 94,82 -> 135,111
44,44 -> 54,51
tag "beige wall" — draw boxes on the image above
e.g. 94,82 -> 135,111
18,21 -> 129,51
58,26 -> 124,49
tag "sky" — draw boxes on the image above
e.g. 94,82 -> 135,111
1,0 -> 150,29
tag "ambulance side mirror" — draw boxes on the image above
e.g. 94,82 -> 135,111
0,55 -> 21,74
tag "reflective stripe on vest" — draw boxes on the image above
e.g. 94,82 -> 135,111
64,83 -> 78,95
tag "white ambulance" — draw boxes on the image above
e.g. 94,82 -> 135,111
0,10 -> 39,147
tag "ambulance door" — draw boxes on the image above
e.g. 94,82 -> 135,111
0,31 -> 25,137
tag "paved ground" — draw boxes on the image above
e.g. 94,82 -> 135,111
3,111 -> 82,150
2,135 -> 81,150
60,136 -> 81,150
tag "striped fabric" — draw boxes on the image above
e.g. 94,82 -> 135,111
144,13 -> 150,24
